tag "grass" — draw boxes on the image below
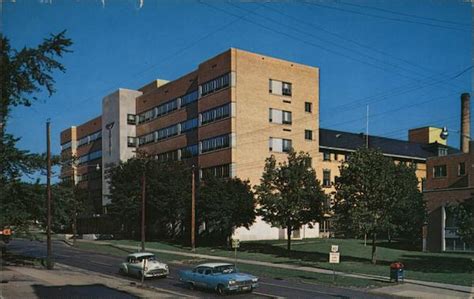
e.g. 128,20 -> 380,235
74,240 -> 388,289
98,238 -> 474,287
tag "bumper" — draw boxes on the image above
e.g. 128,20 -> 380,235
144,269 -> 169,278
227,283 -> 258,292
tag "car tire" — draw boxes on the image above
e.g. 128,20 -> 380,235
118,268 -> 125,276
138,271 -> 143,279
216,284 -> 226,296
188,282 -> 195,290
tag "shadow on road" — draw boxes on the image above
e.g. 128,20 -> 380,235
32,283 -> 137,299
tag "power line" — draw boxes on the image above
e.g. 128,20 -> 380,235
305,1 -> 470,32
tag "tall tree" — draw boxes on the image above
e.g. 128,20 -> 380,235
333,148 -> 394,264
450,199 -> 474,246
198,175 -> 256,245
256,150 -> 327,251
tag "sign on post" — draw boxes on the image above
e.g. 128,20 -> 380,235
232,239 -> 240,248
331,245 -> 339,253
329,252 -> 340,263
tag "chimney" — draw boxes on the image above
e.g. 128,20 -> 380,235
460,93 -> 470,153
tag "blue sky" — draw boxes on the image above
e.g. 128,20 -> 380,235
3,0 -> 472,160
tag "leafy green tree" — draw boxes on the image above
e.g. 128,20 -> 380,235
387,163 -> 426,244
333,148 -> 394,264
107,158 -> 191,240
256,150 -> 327,251
198,175 -> 255,245
450,199 -> 474,246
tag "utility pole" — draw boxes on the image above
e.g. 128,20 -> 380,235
71,164 -> 77,247
141,169 -> 146,252
46,119 -> 53,269
366,105 -> 369,149
191,165 -> 196,252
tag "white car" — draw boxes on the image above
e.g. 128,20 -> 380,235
119,252 -> 169,278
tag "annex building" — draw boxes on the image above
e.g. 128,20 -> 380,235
60,48 -> 465,242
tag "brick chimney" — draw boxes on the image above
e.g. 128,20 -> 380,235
460,93 -> 470,153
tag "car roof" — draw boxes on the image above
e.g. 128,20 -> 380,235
127,252 -> 155,258
196,263 -> 234,268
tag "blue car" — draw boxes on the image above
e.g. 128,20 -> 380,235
178,263 -> 259,295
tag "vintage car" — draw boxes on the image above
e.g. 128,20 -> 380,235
119,252 -> 169,278
178,263 -> 258,294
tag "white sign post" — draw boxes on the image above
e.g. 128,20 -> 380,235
232,239 -> 240,267
329,245 -> 340,283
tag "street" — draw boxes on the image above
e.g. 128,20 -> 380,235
6,239 -> 393,299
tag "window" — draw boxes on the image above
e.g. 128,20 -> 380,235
78,154 -> 88,165
269,79 -> 292,96
269,137 -> 292,152
180,118 -> 198,133
458,162 -> 466,176
305,102 -> 312,113
139,132 -> 155,145
282,82 -> 292,96
201,104 -> 230,125
305,130 -> 313,140
181,90 -> 198,107
127,137 -> 137,147
61,141 -> 72,151
269,108 -> 291,125
334,153 -> 339,161
89,131 -> 102,142
323,170 -> 331,187
202,164 -> 230,178
89,150 -> 102,161
181,144 -> 199,159
201,73 -> 230,97
77,136 -> 89,147
156,150 -> 179,162
201,134 -> 230,153
323,152 -> 331,161
438,147 -> 448,157
156,99 -> 178,118
127,114 -> 137,125
157,124 -> 179,141
433,165 -> 447,178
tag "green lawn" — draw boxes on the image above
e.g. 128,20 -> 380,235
76,240 -> 388,289
101,238 -> 473,287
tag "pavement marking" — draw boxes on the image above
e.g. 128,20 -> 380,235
253,291 -> 285,298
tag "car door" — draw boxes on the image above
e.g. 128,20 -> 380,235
203,268 -> 214,289
193,267 -> 207,288
129,257 -> 142,276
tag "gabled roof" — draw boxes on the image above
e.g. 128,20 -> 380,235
319,128 -> 460,160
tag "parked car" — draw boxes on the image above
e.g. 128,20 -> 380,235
178,263 -> 258,295
119,252 -> 169,278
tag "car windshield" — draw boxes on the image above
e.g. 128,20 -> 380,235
213,265 -> 236,274
143,255 -> 157,261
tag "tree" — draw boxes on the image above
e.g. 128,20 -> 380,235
198,175 -> 256,245
256,150 -> 327,251
450,199 -> 474,246
107,158 -> 191,240
333,148 -> 394,264
387,163 -> 426,244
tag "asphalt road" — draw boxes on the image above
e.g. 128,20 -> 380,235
6,240 -> 393,299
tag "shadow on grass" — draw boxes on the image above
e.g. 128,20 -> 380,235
400,253 -> 473,274
32,283 -> 137,299
374,240 -> 420,252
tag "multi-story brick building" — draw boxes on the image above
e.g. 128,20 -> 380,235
60,48 -> 464,242
423,93 -> 473,252
61,48 -> 320,240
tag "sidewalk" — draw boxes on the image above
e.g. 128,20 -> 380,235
0,263 -> 190,299
89,240 -> 474,298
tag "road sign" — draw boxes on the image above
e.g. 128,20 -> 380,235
331,245 -> 339,253
329,252 -> 340,264
232,239 -> 240,248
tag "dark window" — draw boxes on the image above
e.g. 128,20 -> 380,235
180,90 -> 198,107
438,147 -> 448,157
282,139 -> 292,153
434,165 -> 447,178
156,150 -> 179,162
282,111 -> 292,124
323,152 -> 331,161
323,170 -> 331,187
201,104 -> 231,125
181,144 -> 199,159
202,164 -> 230,178
305,130 -> 313,140
334,153 -> 339,161
127,137 -> 137,147
127,114 -> 137,125
201,73 -> 230,97
282,82 -> 292,96
458,162 -> 466,176
180,118 -> 198,133
305,102 -> 312,113
201,135 -> 230,153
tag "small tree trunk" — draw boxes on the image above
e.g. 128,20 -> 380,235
388,229 -> 391,243
287,226 -> 292,251
371,232 -> 377,264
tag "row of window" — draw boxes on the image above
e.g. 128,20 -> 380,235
201,134 -> 230,153
76,130 -> 102,148
61,141 -> 72,151
201,73 -> 230,96
138,98 -> 179,124
433,162 -> 466,178
202,103 -> 230,125
78,150 -> 102,165
201,164 -> 230,178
